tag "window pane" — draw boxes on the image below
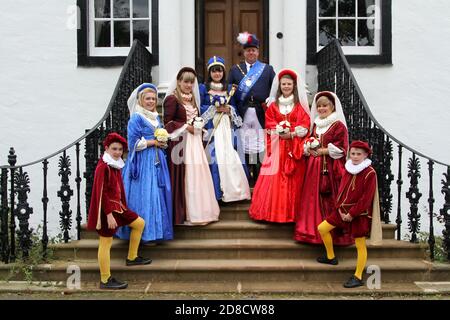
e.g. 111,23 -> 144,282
95,0 -> 110,18
319,0 -> 336,17
338,0 -> 356,17
114,21 -> 130,47
319,19 -> 336,46
133,20 -> 149,46
95,21 -> 111,47
133,0 -> 149,18
358,19 -> 375,46
358,0 -> 375,17
338,20 -> 355,46
113,0 -> 130,18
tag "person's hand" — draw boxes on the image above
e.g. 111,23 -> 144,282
216,105 -> 230,114
279,132 -> 292,140
107,214 -> 118,229
343,213 -> 353,222
159,141 -> 168,149
310,148 -> 319,157
186,125 -> 195,134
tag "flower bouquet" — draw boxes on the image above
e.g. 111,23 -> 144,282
155,128 -> 169,144
275,120 -> 291,135
305,137 -> 320,150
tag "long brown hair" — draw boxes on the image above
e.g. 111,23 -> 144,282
174,70 -> 199,111
276,75 -> 300,105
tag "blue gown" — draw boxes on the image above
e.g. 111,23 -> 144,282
199,84 -> 249,201
116,113 -> 173,242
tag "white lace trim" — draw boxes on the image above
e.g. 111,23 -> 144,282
102,153 -> 125,169
315,112 -> 338,135
345,159 -> 372,175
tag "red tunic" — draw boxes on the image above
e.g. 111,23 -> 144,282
87,158 -> 138,237
327,165 -> 377,238
294,121 -> 353,245
163,95 -> 188,225
249,102 -> 310,223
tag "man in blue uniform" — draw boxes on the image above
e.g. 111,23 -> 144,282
228,33 -> 275,186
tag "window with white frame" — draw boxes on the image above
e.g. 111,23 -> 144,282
89,0 -> 152,57
317,0 -> 381,55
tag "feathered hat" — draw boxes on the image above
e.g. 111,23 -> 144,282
237,32 -> 260,49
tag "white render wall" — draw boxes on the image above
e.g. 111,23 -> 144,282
0,0 -> 122,237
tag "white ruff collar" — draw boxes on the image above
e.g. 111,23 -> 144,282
278,95 -> 294,106
345,159 -> 372,175
103,153 -> 125,170
210,82 -> 224,91
136,105 -> 158,120
315,112 -> 338,128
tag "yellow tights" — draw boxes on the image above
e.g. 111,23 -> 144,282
98,217 -> 145,283
317,221 -> 368,280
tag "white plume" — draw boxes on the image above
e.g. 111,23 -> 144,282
237,32 -> 250,45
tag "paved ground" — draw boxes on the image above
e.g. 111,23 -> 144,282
0,281 -> 449,300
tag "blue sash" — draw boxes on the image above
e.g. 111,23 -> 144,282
237,61 -> 266,102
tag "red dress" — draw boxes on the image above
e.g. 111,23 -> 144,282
294,121 -> 354,245
249,102 -> 310,223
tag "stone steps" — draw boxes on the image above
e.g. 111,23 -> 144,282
80,222 -> 397,240
51,239 -> 426,261
2,258 -> 448,284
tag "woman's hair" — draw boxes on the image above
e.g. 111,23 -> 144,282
276,75 -> 300,105
138,88 -> 157,107
206,65 -> 227,91
174,70 -> 199,110
316,96 -> 335,112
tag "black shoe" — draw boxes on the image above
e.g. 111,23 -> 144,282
316,255 -> 339,265
99,277 -> 128,290
343,275 -> 364,288
126,256 -> 152,266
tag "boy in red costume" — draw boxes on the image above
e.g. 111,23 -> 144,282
316,140 -> 382,288
87,132 -> 152,289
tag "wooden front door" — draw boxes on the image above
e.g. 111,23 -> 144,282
203,0 -> 266,77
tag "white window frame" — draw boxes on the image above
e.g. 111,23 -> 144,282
89,0 -> 152,57
317,0 -> 381,55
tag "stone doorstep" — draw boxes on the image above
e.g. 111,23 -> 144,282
0,280 -> 448,296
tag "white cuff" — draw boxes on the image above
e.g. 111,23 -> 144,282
303,143 -> 310,156
295,126 -> 308,138
169,124 -> 188,140
135,137 -> 148,151
328,143 -> 344,159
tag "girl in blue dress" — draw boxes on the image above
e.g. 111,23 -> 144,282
199,56 -> 251,202
116,83 -> 173,242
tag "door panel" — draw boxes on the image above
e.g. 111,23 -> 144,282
204,0 -> 265,75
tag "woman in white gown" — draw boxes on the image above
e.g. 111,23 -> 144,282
163,67 -> 220,225
199,56 -> 251,202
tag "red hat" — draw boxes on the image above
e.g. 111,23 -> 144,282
350,140 -> 372,155
103,132 -> 128,151
278,69 -> 298,81
315,91 -> 335,106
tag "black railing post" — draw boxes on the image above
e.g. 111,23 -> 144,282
42,159 -> 49,257
1,168 -> 9,263
57,151 -> 73,243
440,166 -> 450,261
406,153 -> 422,243
8,148 -> 17,262
75,143 -> 82,240
427,160 -> 435,260
396,145 -> 403,240
14,168 -> 33,259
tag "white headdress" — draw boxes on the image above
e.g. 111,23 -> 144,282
267,69 -> 310,116
310,91 -> 347,132
127,83 -> 158,116
163,67 -> 201,111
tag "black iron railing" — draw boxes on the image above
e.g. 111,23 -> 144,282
317,39 -> 450,261
0,40 -> 153,263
